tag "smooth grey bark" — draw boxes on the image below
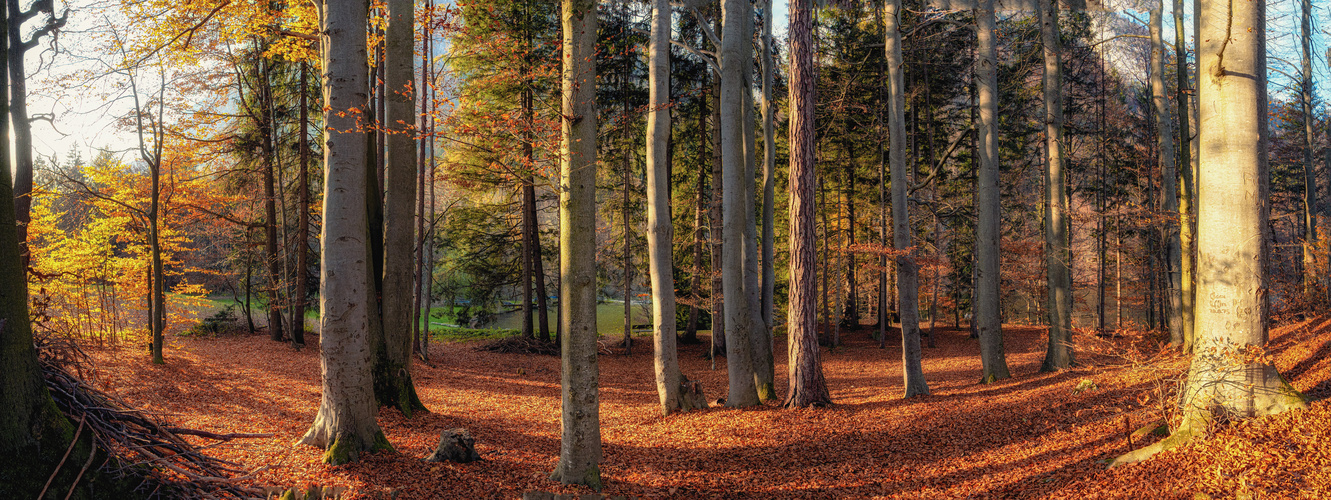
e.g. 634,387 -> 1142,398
783,0 -> 831,409
709,64 -> 726,358
974,0 -> 1009,383
647,0 -> 682,415
1172,0 -> 1195,352
1299,0 -> 1316,301
550,0 -> 602,489
299,0 -> 391,464
760,0 -> 776,341
885,0 -> 929,398
378,0 -> 424,416
744,15 -> 775,402
1150,4 -> 1182,347
1113,0 -> 1308,465
1038,0 -> 1073,371
721,0 -> 759,407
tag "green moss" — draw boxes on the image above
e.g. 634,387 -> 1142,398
322,434 -> 355,465
756,382 -> 777,403
584,463 -> 603,492
373,430 -> 394,453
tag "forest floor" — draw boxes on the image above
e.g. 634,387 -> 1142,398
86,316 -> 1331,499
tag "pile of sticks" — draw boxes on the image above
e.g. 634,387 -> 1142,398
36,334 -> 270,499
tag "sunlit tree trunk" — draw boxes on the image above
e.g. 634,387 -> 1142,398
974,0 -> 1008,382
300,0 -> 391,464
647,0 -> 682,414
1299,0 -> 1317,303
1114,0 -> 1308,466
783,0 -> 831,409
886,0 -> 928,398
550,0 -> 602,488
1173,0 -> 1194,352
721,0 -> 759,407
1150,3 -> 1182,347
1038,0 -> 1073,371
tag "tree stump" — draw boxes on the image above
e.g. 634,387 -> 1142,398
424,428 -> 480,463
679,374 -> 708,411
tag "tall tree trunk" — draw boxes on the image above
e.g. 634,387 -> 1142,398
1150,3 -> 1182,347
261,59 -> 285,343
783,0 -> 831,409
647,0 -> 683,414
550,0 -> 602,488
886,0 -> 929,398
414,24 -> 429,354
1113,0 -> 1308,465
1299,0 -> 1316,303
744,10 -> 774,402
760,0 -> 776,338
299,0 -> 392,463
376,0 -> 425,417
974,0 -> 1008,382
1038,0 -> 1073,371
709,67 -> 726,359
293,62 -> 310,347
1173,0 -> 1195,352
721,0 -> 759,407
685,161 -> 705,343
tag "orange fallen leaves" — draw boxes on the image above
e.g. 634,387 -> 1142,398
86,317 -> 1331,499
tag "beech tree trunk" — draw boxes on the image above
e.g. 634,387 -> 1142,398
721,0 -> 759,407
1150,3 -> 1182,347
709,66 -> 726,358
299,0 -> 392,464
784,0 -> 831,409
760,0 -> 776,340
377,0 -> 425,416
1114,0 -> 1308,465
1299,0 -> 1316,303
293,62 -> 310,347
647,0 -> 682,415
886,0 -> 929,398
550,0 -> 602,489
974,0 -> 1009,382
743,13 -> 774,402
1038,0 -> 1073,371
1173,0 -> 1195,352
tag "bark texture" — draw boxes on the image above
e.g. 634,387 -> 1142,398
550,0 -> 602,489
1172,0 -> 1195,352
886,0 -> 929,398
299,0 -> 392,464
783,0 -> 832,409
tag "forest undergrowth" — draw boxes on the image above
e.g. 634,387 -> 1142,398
85,316 -> 1331,499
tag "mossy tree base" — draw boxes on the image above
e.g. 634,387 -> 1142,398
0,400 -> 146,500
373,358 -> 428,418
550,462 -> 602,492
321,431 -> 394,466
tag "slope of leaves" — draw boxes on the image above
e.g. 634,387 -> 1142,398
86,316 -> 1331,499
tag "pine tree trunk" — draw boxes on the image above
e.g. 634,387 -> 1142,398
1038,0 -> 1073,371
886,0 -> 929,398
1114,0 -> 1308,465
299,0 -> 392,464
783,0 -> 831,409
550,0 -> 602,488
647,0 -> 682,414
721,0 -> 759,407
261,58 -> 285,343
